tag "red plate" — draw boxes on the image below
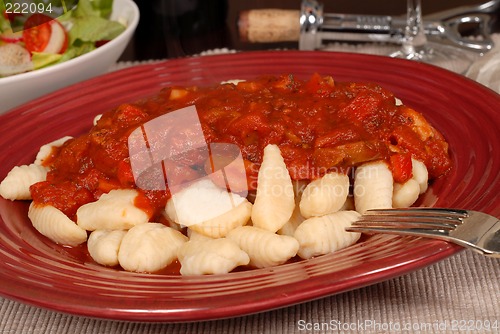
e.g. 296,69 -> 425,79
0,51 -> 498,322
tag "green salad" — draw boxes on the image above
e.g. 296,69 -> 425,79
0,0 -> 126,77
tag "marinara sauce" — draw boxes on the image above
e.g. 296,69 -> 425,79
30,74 -> 452,221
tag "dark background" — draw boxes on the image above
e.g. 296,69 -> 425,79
120,0 -> 498,61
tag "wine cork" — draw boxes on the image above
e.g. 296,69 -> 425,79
238,9 -> 300,43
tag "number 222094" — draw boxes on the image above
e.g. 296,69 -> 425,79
5,2 -> 53,15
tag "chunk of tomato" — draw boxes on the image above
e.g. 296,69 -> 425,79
390,153 -> 413,183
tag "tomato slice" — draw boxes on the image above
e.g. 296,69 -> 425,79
43,18 -> 68,54
23,14 -> 52,53
22,14 -> 68,54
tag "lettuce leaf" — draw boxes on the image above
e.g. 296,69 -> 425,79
72,0 -> 113,19
65,0 -> 125,49
57,41 -> 96,63
69,16 -> 125,45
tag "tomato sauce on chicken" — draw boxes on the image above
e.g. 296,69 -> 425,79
30,74 -> 452,220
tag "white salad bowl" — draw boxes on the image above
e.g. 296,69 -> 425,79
0,0 -> 139,114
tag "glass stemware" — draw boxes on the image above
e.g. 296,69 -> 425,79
391,0 -> 475,74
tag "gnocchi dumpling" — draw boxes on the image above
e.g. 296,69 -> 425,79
278,204 -> 306,237
178,238 -> 250,275
187,229 -> 213,241
299,171 -> 349,218
251,144 -> 295,233
354,161 -> 393,214
118,223 -> 188,273
0,164 -> 48,200
393,179 -> 420,208
76,189 -> 150,231
392,158 -> 428,208
188,201 -> 252,238
165,178 -> 251,237
278,180 -> 307,237
411,158 -> 429,194
34,136 -> 73,165
294,210 -> 361,259
87,230 -> 127,267
227,226 -> 299,268
28,203 -> 88,246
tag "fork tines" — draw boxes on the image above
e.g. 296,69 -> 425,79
347,208 -> 500,257
351,208 -> 469,231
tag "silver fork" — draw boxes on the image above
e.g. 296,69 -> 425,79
346,208 -> 500,258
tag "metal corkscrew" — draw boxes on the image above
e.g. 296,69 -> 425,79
238,0 -> 498,52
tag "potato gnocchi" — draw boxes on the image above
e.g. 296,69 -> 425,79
187,201 -> 253,238
178,238 -> 250,275
0,164 -> 48,200
299,171 -> 349,218
34,136 -> 73,165
28,202 -> 88,247
118,223 -> 188,273
294,211 -> 361,259
354,161 -> 394,214
87,230 -> 127,267
165,178 -> 252,238
227,226 -> 299,268
278,180 -> 307,237
76,189 -> 150,231
251,144 -> 295,233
